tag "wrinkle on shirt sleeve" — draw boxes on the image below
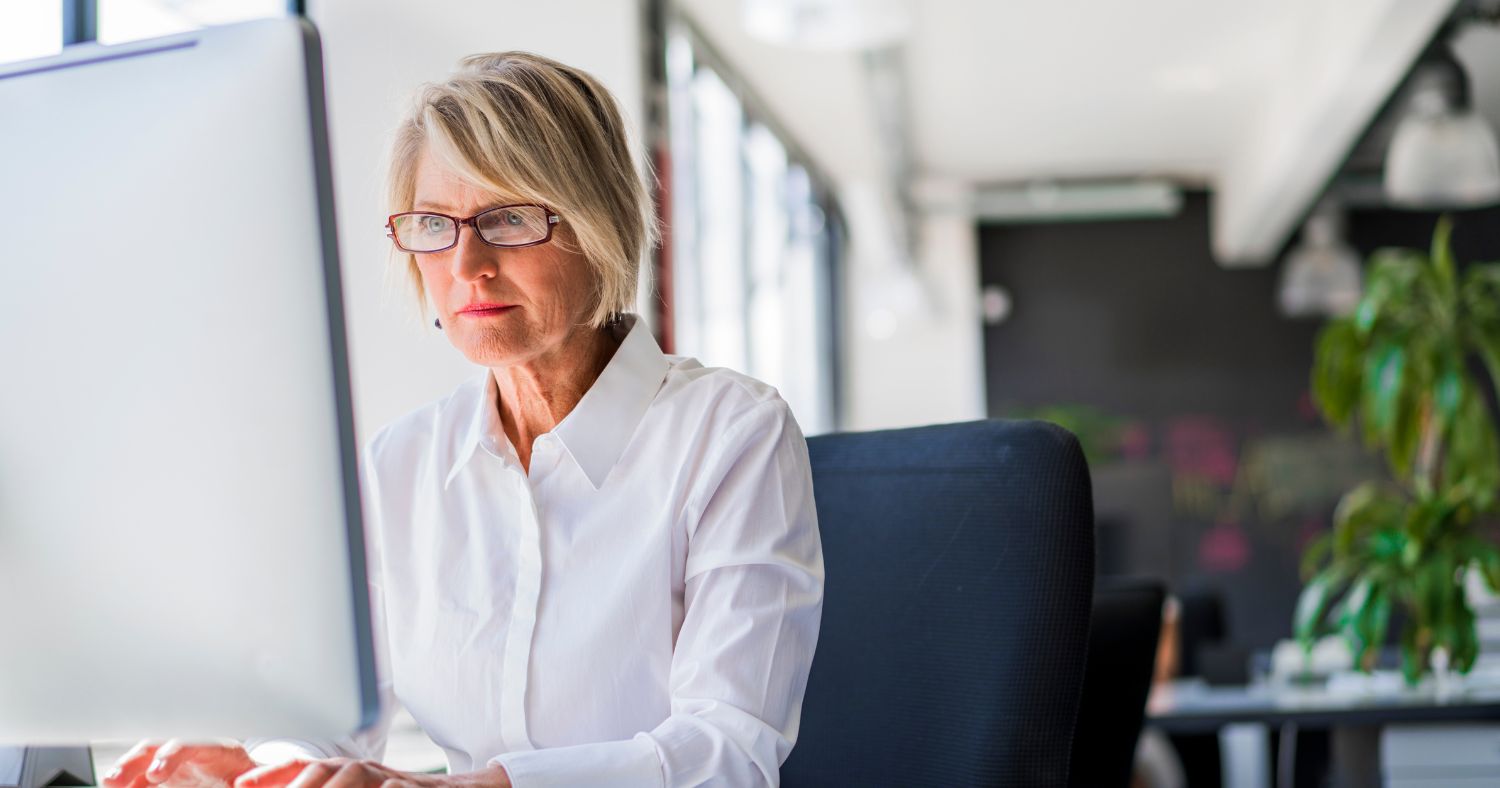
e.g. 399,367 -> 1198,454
492,397 -> 824,787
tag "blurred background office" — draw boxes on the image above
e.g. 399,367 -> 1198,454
9,1 -> 1500,786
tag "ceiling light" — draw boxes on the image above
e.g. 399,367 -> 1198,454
971,179 -> 1183,223
1384,46 -> 1500,208
1278,201 -> 1363,318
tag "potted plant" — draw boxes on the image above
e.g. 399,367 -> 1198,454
1297,217 -> 1500,684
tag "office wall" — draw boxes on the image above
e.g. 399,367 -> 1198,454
980,194 -> 1500,648
306,0 -> 646,443
840,181 -> 988,431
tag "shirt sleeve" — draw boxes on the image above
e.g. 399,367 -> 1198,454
245,437 -> 400,766
491,398 -> 825,787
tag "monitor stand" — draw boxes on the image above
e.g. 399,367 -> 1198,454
0,747 -> 94,788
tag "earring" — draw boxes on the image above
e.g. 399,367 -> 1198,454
434,318 -> 442,329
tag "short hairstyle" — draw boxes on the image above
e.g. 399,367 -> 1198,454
385,52 -> 656,328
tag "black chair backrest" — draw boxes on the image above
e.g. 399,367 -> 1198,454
783,420 -> 1096,787
1067,578 -> 1166,787
1176,588 -> 1230,681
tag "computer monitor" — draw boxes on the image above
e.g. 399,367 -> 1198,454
0,17 -> 378,744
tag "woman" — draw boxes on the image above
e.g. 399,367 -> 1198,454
101,52 -> 823,788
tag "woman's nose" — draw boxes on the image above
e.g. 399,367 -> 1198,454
449,224 -> 499,282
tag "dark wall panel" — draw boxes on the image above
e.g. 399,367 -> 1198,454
979,193 -> 1500,650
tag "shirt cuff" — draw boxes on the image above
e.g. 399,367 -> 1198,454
489,734 -> 662,788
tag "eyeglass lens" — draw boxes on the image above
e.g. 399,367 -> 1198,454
392,205 -> 551,252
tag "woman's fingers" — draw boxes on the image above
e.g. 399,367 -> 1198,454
284,761 -> 340,788
143,738 -> 250,785
233,759 -> 399,788
234,760 -> 309,788
320,761 -> 390,788
235,758 -> 353,788
142,738 -> 193,784
101,740 -> 162,788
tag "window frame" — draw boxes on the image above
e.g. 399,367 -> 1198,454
661,12 -> 847,434
60,0 -> 302,45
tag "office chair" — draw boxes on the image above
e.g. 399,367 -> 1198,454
1067,577 -> 1166,787
782,420 -> 1095,787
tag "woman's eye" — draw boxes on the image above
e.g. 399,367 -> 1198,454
504,211 -> 524,226
421,216 -> 450,233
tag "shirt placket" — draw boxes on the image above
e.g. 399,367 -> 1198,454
499,465 -> 543,752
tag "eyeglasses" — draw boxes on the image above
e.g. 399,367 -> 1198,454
385,204 -> 560,253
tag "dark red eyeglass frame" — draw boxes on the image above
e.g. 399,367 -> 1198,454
385,203 -> 561,253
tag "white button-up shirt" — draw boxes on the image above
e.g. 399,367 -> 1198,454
257,314 -> 823,787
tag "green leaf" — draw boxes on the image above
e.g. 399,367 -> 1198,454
1311,320 -> 1364,428
1389,371 -> 1422,483
1295,567 -> 1344,647
1372,527 -> 1408,563
1358,583 -> 1393,671
1431,215 -> 1457,300
1401,622 -> 1428,686
1427,548 -> 1479,674
1361,248 -> 1428,335
1361,342 -> 1406,451
1404,492 -> 1455,553
1461,264 -> 1500,345
1331,482 -> 1405,560
1446,387 -> 1500,510
1355,284 -> 1386,338
1423,549 -> 1451,617
1478,543 -> 1500,593
1355,251 -> 1418,337
1301,532 -> 1333,580
1454,601 -> 1479,673
1338,574 -> 1374,639
1433,358 -> 1464,435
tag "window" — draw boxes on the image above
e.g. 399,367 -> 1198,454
98,0 -> 289,45
665,22 -> 843,435
0,0 -> 63,64
0,0 -> 295,60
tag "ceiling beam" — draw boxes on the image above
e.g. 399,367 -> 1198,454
1211,0 -> 1459,266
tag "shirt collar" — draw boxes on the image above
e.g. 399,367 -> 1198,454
444,314 -> 670,491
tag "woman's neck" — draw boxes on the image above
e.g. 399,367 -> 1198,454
490,322 -> 623,472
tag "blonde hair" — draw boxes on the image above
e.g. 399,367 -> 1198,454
385,52 -> 656,327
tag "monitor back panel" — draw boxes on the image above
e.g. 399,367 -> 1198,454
0,18 -> 376,743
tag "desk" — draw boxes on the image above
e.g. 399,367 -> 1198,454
1147,676 -> 1500,786
1148,676 -> 1500,733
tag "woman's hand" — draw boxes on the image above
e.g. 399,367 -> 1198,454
234,759 -> 511,788
101,739 -> 258,788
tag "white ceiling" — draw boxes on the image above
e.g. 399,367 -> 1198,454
905,1 -> 1290,184
675,0 -> 884,182
674,0 -> 1479,264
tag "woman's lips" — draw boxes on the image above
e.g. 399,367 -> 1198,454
458,305 -> 516,318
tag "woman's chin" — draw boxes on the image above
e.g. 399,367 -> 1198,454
456,331 -> 536,368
